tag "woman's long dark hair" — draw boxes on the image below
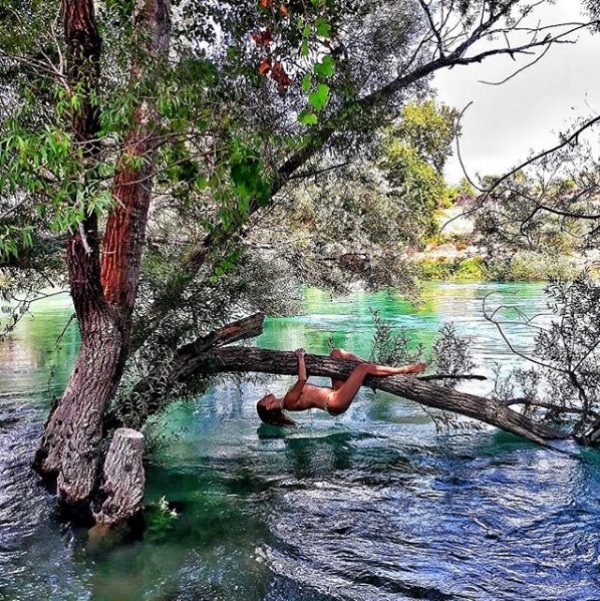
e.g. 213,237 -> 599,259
256,402 -> 296,427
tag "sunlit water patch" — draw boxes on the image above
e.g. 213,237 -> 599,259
1,283 -> 600,600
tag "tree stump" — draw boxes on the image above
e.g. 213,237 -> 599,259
92,428 -> 145,527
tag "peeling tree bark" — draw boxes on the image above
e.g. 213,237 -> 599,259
101,0 -> 171,333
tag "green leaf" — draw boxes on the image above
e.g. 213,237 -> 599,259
298,109 -> 318,126
308,83 -> 330,112
301,73 -> 312,93
314,55 -> 335,78
315,17 -> 331,38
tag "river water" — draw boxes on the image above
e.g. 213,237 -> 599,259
1,282 -> 600,601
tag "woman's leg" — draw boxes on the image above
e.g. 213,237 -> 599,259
329,348 -> 366,390
331,347 -> 366,362
326,361 -> 426,415
326,363 -> 373,415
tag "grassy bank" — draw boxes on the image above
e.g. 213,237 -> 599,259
416,251 -> 582,282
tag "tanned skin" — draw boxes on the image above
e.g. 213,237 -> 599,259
256,348 -> 426,425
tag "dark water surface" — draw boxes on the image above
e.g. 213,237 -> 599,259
1,283 -> 600,601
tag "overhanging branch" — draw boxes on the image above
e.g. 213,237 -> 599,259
195,347 -> 568,446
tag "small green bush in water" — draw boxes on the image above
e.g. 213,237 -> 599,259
145,496 -> 179,542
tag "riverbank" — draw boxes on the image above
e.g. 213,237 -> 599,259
413,248 -> 588,282
412,202 -> 599,282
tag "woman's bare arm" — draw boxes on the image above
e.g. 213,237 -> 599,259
282,348 -> 308,406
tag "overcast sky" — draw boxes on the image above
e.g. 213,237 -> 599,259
434,0 -> 600,183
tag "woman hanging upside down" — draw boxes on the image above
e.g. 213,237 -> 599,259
256,348 -> 426,426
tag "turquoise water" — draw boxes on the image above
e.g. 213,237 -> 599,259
1,282 -> 600,600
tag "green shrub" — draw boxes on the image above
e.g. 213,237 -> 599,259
416,256 -> 485,281
418,257 -> 455,280
454,257 -> 485,280
508,251 -> 578,282
418,251 -> 580,282
145,496 -> 179,542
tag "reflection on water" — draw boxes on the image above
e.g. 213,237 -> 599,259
1,283 -> 600,600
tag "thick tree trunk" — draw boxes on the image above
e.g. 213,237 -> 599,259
36,320 -> 122,506
35,0 -> 171,515
34,0 -> 124,508
101,0 -> 171,334
98,0 -> 171,414
193,348 -> 568,445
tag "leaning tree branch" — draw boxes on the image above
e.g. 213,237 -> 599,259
502,397 -> 593,416
120,313 -> 266,427
419,373 -> 487,381
125,313 -> 565,445
193,347 -> 568,446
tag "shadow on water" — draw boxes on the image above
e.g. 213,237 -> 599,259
3,284 -> 600,600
